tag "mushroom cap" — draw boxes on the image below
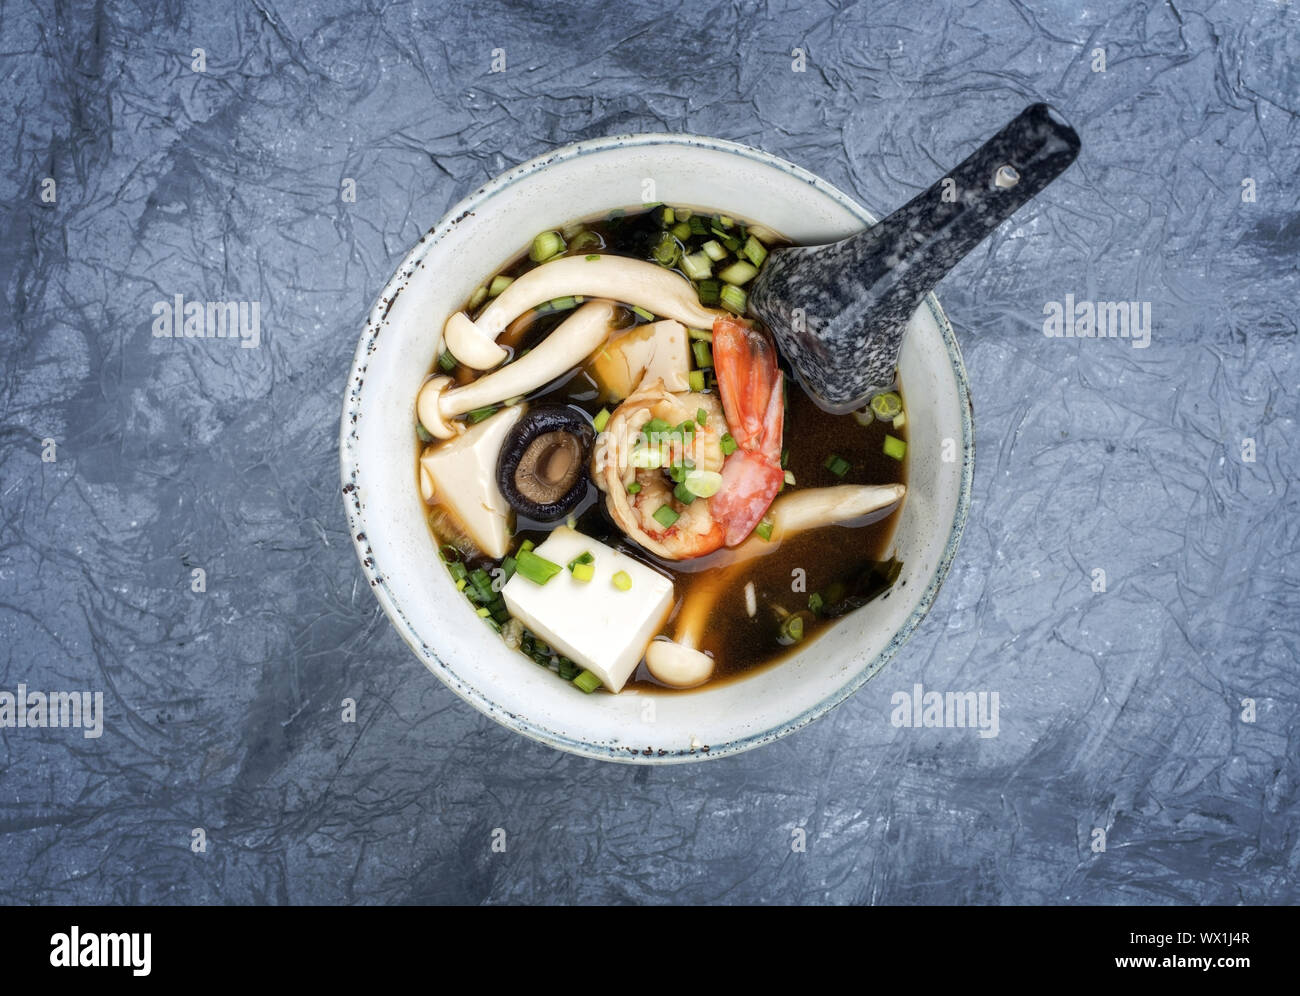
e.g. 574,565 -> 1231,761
645,639 -> 715,689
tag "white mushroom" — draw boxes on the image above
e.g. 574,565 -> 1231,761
441,255 -> 721,368
764,484 -> 906,544
644,582 -> 715,688
645,638 -> 714,689
419,301 -> 617,439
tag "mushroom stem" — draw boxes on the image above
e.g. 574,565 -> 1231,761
441,255 -> 721,368
420,301 -> 616,439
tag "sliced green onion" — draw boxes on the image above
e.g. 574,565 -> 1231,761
437,350 -> 456,372
808,592 -> 825,615
448,561 -> 468,581
611,570 -> 633,591
569,230 -> 602,253
883,435 -> 907,461
585,253 -> 601,261
466,405 -> 498,424
692,340 -> 713,368
718,260 -> 758,286
696,408 -> 708,426
416,422 -> 434,442
701,239 -> 727,261
717,214 -> 734,228
893,411 -> 906,430
651,232 -> 680,267
687,326 -> 713,342
476,606 -> 491,618
681,250 -> 712,280
780,613 -> 804,642
755,518 -> 774,541
515,548 -> 562,585
567,551 -> 594,570
685,469 -> 722,498
548,295 -> 577,311
688,370 -> 706,392
488,274 -> 513,297
741,235 -> 768,267
719,284 -> 747,315
625,481 -> 642,494
688,214 -> 709,236
825,454 -> 851,478
529,230 -> 566,262
519,538 -> 535,553
783,469 -> 796,486
571,562 -> 595,583
468,285 -> 488,310
573,669 -> 602,693
697,279 -> 721,307
673,482 -> 696,504
720,433 -> 738,455
631,305 -> 655,322
593,407 -> 611,432
652,504 -> 679,529
870,392 -> 903,420
671,222 -> 692,241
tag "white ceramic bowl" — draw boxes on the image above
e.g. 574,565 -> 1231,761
341,134 -> 973,763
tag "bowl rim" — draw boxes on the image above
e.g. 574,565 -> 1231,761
340,132 -> 975,763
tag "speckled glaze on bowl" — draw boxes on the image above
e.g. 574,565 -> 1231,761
340,134 -> 974,763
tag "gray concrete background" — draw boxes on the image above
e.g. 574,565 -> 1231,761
1,0 -> 1296,904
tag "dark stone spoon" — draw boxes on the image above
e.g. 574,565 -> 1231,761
748,103 -> 1082,414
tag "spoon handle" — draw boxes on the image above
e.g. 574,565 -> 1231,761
754,103 -> 1080,413
852,102 -> 1081,299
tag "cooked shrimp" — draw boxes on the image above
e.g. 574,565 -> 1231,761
711,316 -> 785,546
592,315 -> 786,559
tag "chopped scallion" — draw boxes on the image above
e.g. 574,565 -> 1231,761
437,350 -> 456,372
625,481 -> 642,494
573,669 -> 602,693
593,407 -> 611,432
755,518 -> 774,541
416,422 -> 433,442
585,253 -> 601,261
701,239 -> 727,261
741,235 -> 768,267
869,392 -> 903,421
466,405 -> 498,424
720,433 -> 738,455
681,251 -> 712,281
697,279 -> 721,307
571,562 -> 595,583
825,454 -> 851,478
883,434 -> 907,461
688,370 -> 705,392
692,340 -> 713,368
631,305 -> 655,322
808,592 -> 825,615
718,260 -> 758,286
652,504 -> 679,529
611,570 -> 633,591
515,549 -> 562,585
687,326 -> 714,342
719,284 -> 747,315
488,274 -> 513,297
673,482 -> 696,504
529,230 -> 566,262
696,408 -> 708,426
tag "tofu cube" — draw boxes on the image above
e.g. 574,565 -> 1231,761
502,527 -> 674,692
419,405 -> 523,559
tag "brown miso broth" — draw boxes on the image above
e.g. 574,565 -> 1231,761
416,204 -> 907,692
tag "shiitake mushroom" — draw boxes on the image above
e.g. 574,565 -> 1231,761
496,406 -> 595,521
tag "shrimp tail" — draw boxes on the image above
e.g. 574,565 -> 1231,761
711,315 -> 786,545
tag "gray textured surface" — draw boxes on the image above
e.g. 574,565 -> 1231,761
1,0 -> 1296,905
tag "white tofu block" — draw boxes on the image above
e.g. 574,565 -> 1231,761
502,526 -> 674,692
420,405 -> 523,559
